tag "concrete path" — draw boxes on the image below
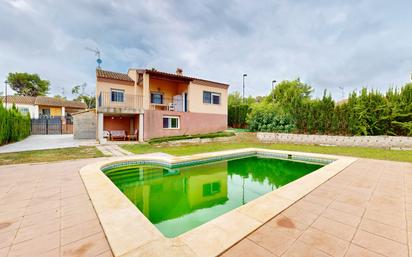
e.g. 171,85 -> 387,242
96,145 -> 133,157
0,158 -> 411,257
0,135 -> 96,154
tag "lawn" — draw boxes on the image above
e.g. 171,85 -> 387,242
122,134 -> 412,163
0,146 -> 105,165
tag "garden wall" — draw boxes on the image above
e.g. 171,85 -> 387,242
73,110 -> 96,139
257,132 -> 412,149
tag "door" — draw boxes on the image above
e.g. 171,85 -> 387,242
184,93 -> 188,112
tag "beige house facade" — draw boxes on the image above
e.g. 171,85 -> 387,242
0,95 -> 87,119
96,68 -> 229,142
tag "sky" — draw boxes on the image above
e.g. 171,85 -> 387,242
1,0 -> 411,100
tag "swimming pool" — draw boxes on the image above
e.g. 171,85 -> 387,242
103,154 -> 324,237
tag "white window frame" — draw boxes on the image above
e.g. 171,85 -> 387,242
211,92 -> 221,104
18,107 -> 30,115
163,115 -> 180,129
203,91 -> 221,105
111,89 -> 125,102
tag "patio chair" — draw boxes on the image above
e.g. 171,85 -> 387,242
168,103 -> 175,111
103,130 -> 110,139
110,130 -> 127,141
127,129 -> 138,141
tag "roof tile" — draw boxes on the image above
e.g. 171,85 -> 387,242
96,69 -> 134,82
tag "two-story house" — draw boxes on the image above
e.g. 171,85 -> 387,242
96,68 -> 229,142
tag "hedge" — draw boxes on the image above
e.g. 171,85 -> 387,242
0,102 -> 31,145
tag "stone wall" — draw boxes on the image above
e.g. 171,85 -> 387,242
73,110 -> 97,139
257,132 -> 412,149
159,136 -> 231,146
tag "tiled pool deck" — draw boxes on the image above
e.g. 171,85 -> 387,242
0,157 -> 411,257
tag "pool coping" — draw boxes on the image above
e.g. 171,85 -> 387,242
79,148 -> 357,257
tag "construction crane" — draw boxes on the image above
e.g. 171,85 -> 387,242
85,47 -> 102,69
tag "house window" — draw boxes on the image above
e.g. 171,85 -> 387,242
151,92 -> 163,104
41,108 -> 50,117
18,107 -> 29,115
203,91 -> 220,104
111,89 -> 124,102
163,116 -> 180,129
203,182 -> 221,196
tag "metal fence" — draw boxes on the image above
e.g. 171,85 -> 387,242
31,118 -> 62,135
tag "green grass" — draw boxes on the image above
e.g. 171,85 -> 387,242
148,131 -> 235,144
0,146 -> 105,166
122,135 -> 412,163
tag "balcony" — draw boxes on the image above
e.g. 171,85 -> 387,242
98,91 -> 143,114
150,96 -> 187,112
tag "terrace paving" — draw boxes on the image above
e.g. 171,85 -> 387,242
0,157 -> 411,257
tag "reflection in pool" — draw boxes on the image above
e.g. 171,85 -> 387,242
104,155 -> 323,237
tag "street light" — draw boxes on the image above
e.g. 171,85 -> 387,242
242,74 -> 247,102
272,80 -> 276,102
4,81 -> 7,108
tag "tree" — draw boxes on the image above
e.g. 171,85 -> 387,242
247,102 -> 295,133
228,92 -> 255,128
6,72 -> 50,96
71,83 -> 95,109
53,95 -> 67,100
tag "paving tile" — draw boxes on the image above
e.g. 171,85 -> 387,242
39,248 -> 59,257
221,238 -> 277,257
95,251 -> 114,257
321,208 -> 361,228
14,218 -> 60,244
0,215 -> 22,233
61,209 -> 97,229
359,218 -> 407,244
311,216 -> 356,241
344,244 -> 385,257
8,231 -> 60,257
290,200 -> 326,216
298,228 -> 349,257
335,192 -> 370,208
352,230 -> 407,257
25,199 -> 60,215
0,229 -> 18,248
282,241 -> 332,257
20,209 -> 60,228
0,199 -> 30,212
61,219 -> 102,246
0,247 -> 10,257
248,225 -> 299,256
281,206 -> 319,226
328,201 -> 365,217
363,209 -> 406,229
303,194 -> 334,207
61,232 -> 110,257
265,214 -> 309,237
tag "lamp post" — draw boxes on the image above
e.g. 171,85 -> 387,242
272,80 -> 276,102
242,74 -> 247,102
4,81 -> 7,108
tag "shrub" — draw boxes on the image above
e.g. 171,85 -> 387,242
247,103 -> 295,132
0,102 -> 31,145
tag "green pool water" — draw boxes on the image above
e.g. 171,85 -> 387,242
104,155 -> 323,237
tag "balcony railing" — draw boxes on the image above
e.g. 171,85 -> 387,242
98,92 -> 143,113
150,97 -> 187,112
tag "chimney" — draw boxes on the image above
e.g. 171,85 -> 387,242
176,68 -> 183,75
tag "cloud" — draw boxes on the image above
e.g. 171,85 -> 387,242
0,0 -> 411,99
